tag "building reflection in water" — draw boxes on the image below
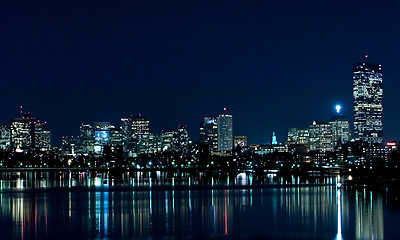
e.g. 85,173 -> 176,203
0,172 -> 393,239
355,188 -> 384,239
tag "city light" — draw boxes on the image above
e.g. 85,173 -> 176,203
335,105 -> 341,113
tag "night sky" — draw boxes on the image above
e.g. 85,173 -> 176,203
1,0 -> 400,145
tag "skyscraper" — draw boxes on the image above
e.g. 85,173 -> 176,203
131,114 -> 150,154
200,117 -> 218,153
11,113 -> 35,152
80,123 -> 95,154
34,120 -> 51,151
93,122 -> 111,154
353,58 -> 383,144
0,125 -> 11,151
217,114 -> 233,151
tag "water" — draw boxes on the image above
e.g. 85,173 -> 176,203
0,171 -> 399,239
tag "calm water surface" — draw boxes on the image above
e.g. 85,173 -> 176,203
0,171 -> 399,240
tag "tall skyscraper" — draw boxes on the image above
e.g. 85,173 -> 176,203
34,120 -> 51,151
131,114 -> 150,154
217,114 -> 233,151
353,58 -> 383,144
200,117 -> 218,153
80,123 -> 95,154
120,118 -> 132,152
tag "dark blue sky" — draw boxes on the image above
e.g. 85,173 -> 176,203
1,0 -> 400,145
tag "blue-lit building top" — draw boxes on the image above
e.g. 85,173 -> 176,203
94,122 -> 111,154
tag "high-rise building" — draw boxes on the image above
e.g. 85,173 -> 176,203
353,58 -> 383,145
94,122 -> 111,154
80,123 -> 95,154
34,120 -> 51,151
0,125 -> 11,151
109,125 -> 122,146
200,117 -> 218,153
161,126 -> 189,153
120,118 -> 132,152
217,114 -> 233,151
131,114 -> 150,154
131,114 -> 150,140
11,113 -> 35,152
309,121 -> 333,152
329,105 -> 351,148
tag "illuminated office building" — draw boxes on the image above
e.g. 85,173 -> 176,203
109,125 -> 122,146
161,125 -> 189,153
11,113 -> 35,152
287,128 -> 309,146
61,136 -> 79,156
309,121 -> 333,152
94,122 -> 111,154
131,114 -> 150,154
353,59 -> 383,144
120,118 -> 132,151
0,125 -> 11,151
34,120 -> 51,151
131,114 -> 150,140
200,117 -> 218,153
217,114 -> 233,151
329,106 -> 351,148
80,123 -> 95,154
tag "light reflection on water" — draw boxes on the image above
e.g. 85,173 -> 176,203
0,172 -> 397,239
0,171 -> 350,190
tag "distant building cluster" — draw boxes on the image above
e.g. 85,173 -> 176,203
199,112 -> 234,154
62,114 -> 190,158
287,113 -> 351,152
0,58 -> 397,170
285,58 -> 390,165
0,111 -> 51,153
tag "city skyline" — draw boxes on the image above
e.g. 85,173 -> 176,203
2,2 -> 400,240
2,0 -> 400,145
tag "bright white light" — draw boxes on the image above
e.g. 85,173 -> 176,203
335,105 -> 341,113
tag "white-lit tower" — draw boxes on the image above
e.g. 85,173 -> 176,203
353,57 -> 383,144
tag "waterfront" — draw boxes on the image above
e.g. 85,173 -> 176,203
0,172 -> 399,239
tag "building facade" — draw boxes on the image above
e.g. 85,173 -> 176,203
34,120 -> 51,151
200,117 -> 218,153
11,113 -> 35,152
217,114 -> 233,151
353,60 -> 383,144
329,114 -> 351,148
